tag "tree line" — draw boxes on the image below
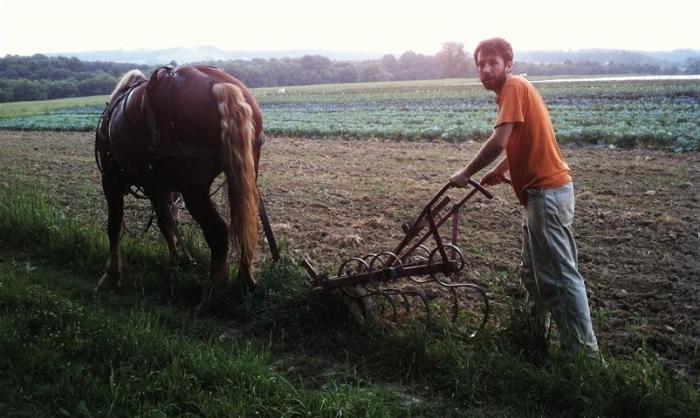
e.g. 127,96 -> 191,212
0,55 -> 150,102
1,43 -> 698,103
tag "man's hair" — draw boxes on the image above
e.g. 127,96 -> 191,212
473,37 -> 514,64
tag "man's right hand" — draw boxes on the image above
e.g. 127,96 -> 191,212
449,168 -> 471,188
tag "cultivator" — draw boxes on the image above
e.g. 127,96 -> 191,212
303,180 -> 494,336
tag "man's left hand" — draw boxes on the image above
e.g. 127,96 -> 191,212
480,170 -> 510,186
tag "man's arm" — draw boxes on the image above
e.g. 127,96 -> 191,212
450,123 -> 514,187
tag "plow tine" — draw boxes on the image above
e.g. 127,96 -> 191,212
382,287 -> 412,322
398,291 -> 412,316
444,283 -> 490,337
416,290 -> 431,323
450,286 -> 460,322
378,291 -> 399,323
399,289 -> 431,323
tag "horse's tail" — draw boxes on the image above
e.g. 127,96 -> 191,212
212,83 -> 258,280
110,69 -> 146,100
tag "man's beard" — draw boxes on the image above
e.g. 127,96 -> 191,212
481,72 -> 507,91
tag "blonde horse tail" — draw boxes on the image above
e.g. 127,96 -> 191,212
212,83 -> 258,282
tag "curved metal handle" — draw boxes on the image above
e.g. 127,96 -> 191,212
468,179 -> 494,199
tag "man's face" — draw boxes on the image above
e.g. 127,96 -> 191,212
476,51 -> 512,92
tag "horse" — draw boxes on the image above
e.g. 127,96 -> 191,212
95,65 -> 266,310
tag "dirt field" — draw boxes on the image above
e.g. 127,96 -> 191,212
1,131 -> 698,385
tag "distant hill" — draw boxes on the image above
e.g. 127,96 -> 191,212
517,49 -> 700,65
48,46 -> 384,65
46,46 -> 700,67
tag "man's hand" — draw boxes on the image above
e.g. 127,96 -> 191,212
480,169 -> 510,186
449,168 -> 471,188
447,123 -> 513,189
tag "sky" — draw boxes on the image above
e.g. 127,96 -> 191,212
2,0 -> 699,56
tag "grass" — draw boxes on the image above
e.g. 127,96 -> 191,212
0,95 -> 108,119
0,178 -> 699,417
0,262 -> 406,417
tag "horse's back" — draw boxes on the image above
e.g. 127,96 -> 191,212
147,66 -> 262,150
101,65 -> 263,188
147,66 -> 220,150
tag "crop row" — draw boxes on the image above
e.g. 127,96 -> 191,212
1,78 -> 698,150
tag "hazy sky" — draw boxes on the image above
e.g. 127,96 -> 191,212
2,0 -> 699,56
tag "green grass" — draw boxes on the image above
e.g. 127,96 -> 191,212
0,262 -> 407,417
0,179 -> 699,417
0,95 -> 108,119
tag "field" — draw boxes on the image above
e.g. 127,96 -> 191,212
1,77 -> 699,149
1,128 -> 699,416
0,76 -> 699,416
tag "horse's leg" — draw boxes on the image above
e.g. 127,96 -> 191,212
237,246 -> 254,285
96,168 -> 126,291
153,191 -> 196,266
152,192 -> 179,259
180,189 -> 228,311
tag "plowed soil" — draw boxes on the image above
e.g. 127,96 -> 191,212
1,131 -> 698,384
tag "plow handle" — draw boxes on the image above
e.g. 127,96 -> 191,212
437,180 -> 494,202
468,179 -> 494,199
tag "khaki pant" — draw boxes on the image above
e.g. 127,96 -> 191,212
521,183 -> 599,355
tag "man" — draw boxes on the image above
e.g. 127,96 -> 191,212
450,37 -> 599,357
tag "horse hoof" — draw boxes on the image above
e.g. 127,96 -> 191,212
196,285 -> 214,314
94,273 -> 120,292
195,300 -> 210,314
236,271 -> 257,288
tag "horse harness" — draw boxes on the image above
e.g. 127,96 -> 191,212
96,65 -> 266,176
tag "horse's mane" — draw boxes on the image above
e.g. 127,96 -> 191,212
110,69 -> 147,100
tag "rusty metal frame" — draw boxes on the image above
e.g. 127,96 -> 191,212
303,180 -> 493,335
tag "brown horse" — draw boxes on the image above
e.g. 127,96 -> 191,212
95,65 -> 264,309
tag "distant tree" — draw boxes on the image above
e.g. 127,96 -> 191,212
76,74 -> 117,96
47,80 -> 78,99
11,79 -> 47,101
0,47 -> 692,103
333,62 -> 358,83
685,58 -> 700,74
436,42 -> 471,78
300,55 -> 334,84
357,62 -> 393,82
398,51 -> 439,80
0,80 -> 11,102
380,54 -> 399,78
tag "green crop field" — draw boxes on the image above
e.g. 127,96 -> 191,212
0,77 -> 698,150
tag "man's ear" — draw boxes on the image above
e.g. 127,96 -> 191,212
505,61 -> 513,72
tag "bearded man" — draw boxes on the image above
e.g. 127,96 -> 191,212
450,37 -> 599,357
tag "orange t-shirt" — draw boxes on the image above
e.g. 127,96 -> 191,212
495,76 -> 572,206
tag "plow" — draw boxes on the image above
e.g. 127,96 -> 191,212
301,180 -> 494,336
128,175 -> 494,335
